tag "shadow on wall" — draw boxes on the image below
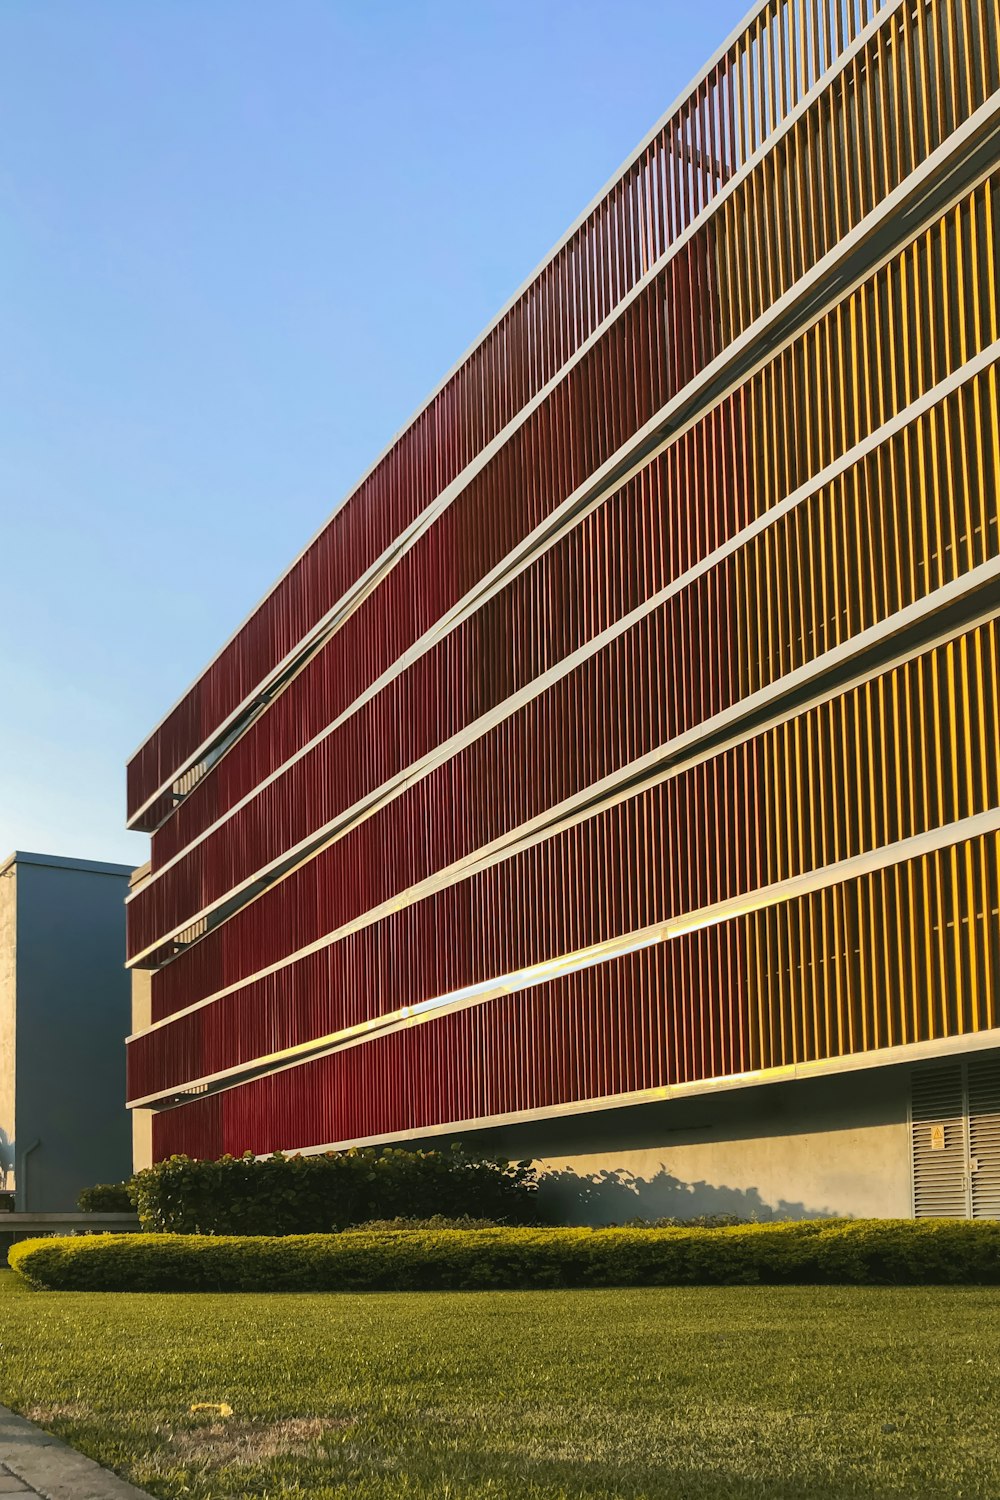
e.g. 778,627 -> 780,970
536,1165 -> 842,1225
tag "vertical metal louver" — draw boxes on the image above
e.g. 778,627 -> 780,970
968,1055 -> 1000,1221
911,1054 -> 1000,1220
911,1062 -> 969,1219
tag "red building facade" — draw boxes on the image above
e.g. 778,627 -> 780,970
128,0 -> 1000,1218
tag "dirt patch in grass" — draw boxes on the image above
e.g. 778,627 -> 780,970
28,1402 -> 353,1471
164,1416 -> 354,1468
25,1401 -> 92,1425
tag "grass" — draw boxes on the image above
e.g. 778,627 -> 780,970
0,1272 -> 999,1498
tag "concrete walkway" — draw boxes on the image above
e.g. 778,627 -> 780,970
0,1406 -> 152,1499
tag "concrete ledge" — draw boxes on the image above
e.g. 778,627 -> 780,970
0,852 -> 135,880
0,1405 -> 152,1499
0,1218 -> 139,1232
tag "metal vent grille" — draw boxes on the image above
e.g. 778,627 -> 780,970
969,1055 -> 1000,1221
911,1054 -> 1000,1220
911,1062 -> 968,1219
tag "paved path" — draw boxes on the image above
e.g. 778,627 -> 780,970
0,1406 -> 152,1499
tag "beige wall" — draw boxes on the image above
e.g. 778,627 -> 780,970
129,967 -> 153,1173
464,1066 -> 913,1222
129,863 -> 154,1174
531,1111 -> 911,1222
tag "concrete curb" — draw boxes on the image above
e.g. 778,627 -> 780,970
0,1406 -> 153,1499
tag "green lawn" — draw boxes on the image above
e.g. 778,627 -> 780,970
1,1272 -> 999,1499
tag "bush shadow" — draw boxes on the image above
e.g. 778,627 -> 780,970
535,1164 -> 840,1225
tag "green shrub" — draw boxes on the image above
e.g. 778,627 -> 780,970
348,1216 -> 503,1231
130,1147 -> 538,1235
623,1213 -> 761,1229
77,1181 -> 135,1213
10,1220 -> 1000,1293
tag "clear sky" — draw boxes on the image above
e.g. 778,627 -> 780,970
0,0 -> 750,868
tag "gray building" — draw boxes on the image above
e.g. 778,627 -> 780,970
0,851 -> 133,1210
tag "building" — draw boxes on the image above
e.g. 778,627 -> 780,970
0,851 -> 133,1210
126,0 -> 1000,1221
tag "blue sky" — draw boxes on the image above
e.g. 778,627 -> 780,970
0,0 -> 749,867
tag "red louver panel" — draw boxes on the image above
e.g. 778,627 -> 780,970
150,925 -> 755,1158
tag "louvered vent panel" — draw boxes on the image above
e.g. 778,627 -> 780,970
969,1055 -> 1000,1221
911,1063 -> 968,1220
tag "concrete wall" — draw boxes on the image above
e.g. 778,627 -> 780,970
456,1065 -> 913,1222
4,853 -> 134,1210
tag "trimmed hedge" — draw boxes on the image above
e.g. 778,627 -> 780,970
130,1149 -> 538,1235
10,1220 -> 1000,1292
350,1216 -> 503,1231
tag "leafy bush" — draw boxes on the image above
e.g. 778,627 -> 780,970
130,1147 -> 538,1235
11,1220 -> 1000,1293
348,1216 -> 503,1231
623,1213 -> 759,1229
77,1182 -> 135,1213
